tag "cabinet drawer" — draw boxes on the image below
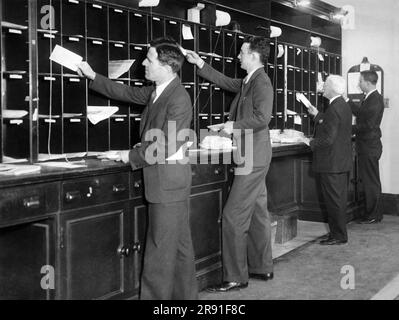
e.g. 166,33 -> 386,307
0,182 -> 59,225
191,164 -> 226,186
62,173 -> 129,210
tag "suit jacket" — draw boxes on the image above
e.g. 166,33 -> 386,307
90,74 -> 193,204
310,96 -> 352,173
197,63 -> 273,168
349,90 -> 384,157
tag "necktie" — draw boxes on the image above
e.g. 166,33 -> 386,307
150,90 -> 157,104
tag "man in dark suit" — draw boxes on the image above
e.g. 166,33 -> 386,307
186,36 -> 274,292
77,38 -> 197,300
305,75 -> 353,245
349,71 -> 384,224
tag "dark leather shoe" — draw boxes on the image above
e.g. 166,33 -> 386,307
320,233 -> 331,241
358,218 -> 382,224
319,238 -> 347,245
206,281 -> 248,293
249,272 -> 274,281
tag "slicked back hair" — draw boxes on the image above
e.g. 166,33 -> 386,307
149,37 -> 185,73
244,36 -> 270,65
361,70 -> 378,85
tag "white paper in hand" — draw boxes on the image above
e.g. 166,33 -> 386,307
207,123 -> 224,132
166,142 -> 193,161
87,106 -> 119,125
295,93 -> 312,109
50,45 -> 83,72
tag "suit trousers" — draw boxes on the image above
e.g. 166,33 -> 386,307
140,200 -> 198,300
319,172 -> 349,241
222,166 -> 273,283
358,154 -> 382,220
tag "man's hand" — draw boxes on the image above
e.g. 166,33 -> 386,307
118,150 -> 130,164
307,104 -> 319,117
302,137 -> 312,146
185,50 -> 205,68
222,121 -> 234,135
77,61 -> 96,80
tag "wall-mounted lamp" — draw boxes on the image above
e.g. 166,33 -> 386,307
330,9 -> 348,21
330,5 -> 355,29
138,0 -> 160,7
187,3 -> 205,24
215,10 -> 231,27
294,0 -> 311,7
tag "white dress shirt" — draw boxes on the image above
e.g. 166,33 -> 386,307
153,76 -> 176,103
329,95 -> 341,104
364,88 -> 378,101
244,66 -> 263,84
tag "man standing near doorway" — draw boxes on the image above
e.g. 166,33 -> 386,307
349,70 -> 385,224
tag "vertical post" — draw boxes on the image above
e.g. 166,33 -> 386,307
29,0 -> 39,163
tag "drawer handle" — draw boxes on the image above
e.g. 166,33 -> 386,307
132,242 -> 142,253
134,181 -> 141,189
65,190 -> 81,202
23,196 -> 40,209
91,179 -> 100,188
229,167 -> 234,173
113,184 -> 127,194
117,246 -> 130,257
214,168 -> 222,175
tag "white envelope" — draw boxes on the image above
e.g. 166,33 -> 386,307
207,123 -> 224,132
166,142 -> 193,161
49,45 -> 83,72
87,106 -> 119,125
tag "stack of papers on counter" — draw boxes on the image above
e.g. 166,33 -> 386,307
0,164 -> 41,176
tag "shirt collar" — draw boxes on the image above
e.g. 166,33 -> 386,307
244,66 -> 263,84
329,95 -> 341,104
154,76 -> 176,102
365,88 -> 378,100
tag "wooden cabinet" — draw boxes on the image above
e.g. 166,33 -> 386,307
0,218 -> 56,300
0,145 -> 363,299
58,201 -> 134,299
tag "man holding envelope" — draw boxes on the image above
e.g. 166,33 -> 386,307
76,37 -> 197,300
186,36 -> 274,292
304,75 -> 352,245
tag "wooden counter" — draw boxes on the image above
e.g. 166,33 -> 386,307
0,143 -> 361,299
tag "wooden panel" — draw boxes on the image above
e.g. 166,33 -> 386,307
190,189 -> 222,263
60,203 -> 130,299
62,173 -> 129,210
191,164 -> 226,187
0,183 -> 59,226
190,189 -> 223,290
299,158 -> 323,207
0,219 -> 55,300
132,202 -> 147,294
267,156 -> 297,211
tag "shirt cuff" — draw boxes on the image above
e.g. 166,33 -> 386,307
120,150 -> 130,164
198,59 -> 205,69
